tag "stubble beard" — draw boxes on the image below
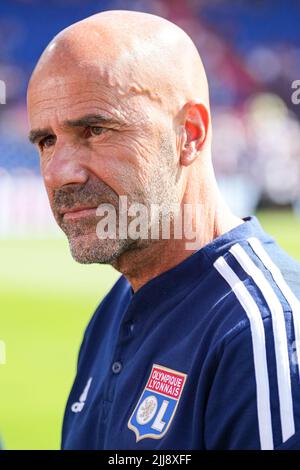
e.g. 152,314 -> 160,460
56,137 -> 178,266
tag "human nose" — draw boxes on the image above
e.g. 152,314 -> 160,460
42,142 -> 89,190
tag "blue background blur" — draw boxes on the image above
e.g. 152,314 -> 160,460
1,0 -> 300,226
1,0 -> 300,449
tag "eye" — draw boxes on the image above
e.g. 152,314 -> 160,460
39,135 -> 56,150
89,126 -> 107,137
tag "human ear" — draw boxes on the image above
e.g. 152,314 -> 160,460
180,102 -> 209,166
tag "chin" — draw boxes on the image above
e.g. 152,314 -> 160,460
67,235 -> 132,265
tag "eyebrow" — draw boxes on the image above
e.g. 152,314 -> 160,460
28,128 -> 53,145
28,113 -> 121,144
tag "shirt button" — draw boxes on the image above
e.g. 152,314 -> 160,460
112,361 -> 122,374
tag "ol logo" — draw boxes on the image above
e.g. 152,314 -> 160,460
128,364 -> 187,442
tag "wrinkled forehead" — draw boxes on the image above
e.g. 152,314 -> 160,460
27,56 -> 164,129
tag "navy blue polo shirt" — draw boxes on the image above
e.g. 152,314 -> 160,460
61,217 -> 300,450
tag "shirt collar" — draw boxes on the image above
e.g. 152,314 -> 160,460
120,216 -> 272,319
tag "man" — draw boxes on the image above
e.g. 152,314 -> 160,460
27,10 -> 300,450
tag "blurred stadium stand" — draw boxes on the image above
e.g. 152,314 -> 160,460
0,0 -> 300,236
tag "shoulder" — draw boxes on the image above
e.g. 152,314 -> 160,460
211,236 -> 300,345
205,236 -> 300,449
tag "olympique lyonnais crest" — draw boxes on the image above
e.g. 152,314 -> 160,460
128,364 -> 187,442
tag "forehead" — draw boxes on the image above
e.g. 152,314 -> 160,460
27,68 -> 141,129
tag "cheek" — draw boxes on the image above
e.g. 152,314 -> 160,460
88,141 -> 152,197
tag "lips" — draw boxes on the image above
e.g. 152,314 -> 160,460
60,206 -> 98,220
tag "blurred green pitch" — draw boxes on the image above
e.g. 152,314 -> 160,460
0,210 -> 299,449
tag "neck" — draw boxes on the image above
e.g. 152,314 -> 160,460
112,189 -> 243,292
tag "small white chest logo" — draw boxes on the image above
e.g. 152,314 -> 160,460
71,377 -> 93,413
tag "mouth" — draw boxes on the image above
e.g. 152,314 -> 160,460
60,206 -> 98,221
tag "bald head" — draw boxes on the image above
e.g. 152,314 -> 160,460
29,10 -> 209,115
27,10 -> 215,269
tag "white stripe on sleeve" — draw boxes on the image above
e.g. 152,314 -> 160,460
214,256 -> 274,450
229,243 -> 295,443
248,236 -> 300,383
